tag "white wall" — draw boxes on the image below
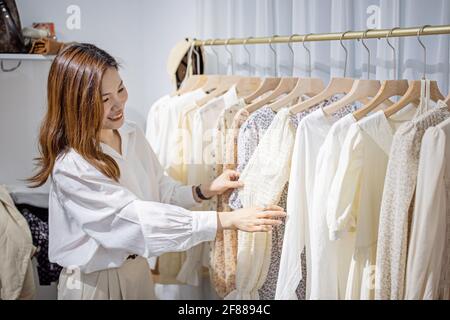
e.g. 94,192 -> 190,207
0,0 -> 199,186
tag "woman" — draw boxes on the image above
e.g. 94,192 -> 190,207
29,43 -> 285,300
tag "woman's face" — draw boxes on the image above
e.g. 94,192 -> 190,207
101,67 -> 128,130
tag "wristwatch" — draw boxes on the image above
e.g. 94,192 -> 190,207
195,184 -> 212,200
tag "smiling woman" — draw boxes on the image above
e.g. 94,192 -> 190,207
26,43 -> 285,300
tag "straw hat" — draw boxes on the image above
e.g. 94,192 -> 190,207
167,38 -> 204,89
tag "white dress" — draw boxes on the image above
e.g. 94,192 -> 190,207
405,116 -> 450,300
327,108 -> 416,300
309,114 -> 357,299
276,106 -> 356,300
49,121 -> 217,299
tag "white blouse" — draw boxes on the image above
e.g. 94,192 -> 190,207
48,121 -> 217,274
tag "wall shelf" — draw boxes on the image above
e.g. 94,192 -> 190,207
0,53 -> 55,61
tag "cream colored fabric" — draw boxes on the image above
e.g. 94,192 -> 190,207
0,185 -> 36,300
58,257 -> 156,300
226,108 -> 295,300
308,114 -> 356,299
276,106 -> 351,300
327,108 -> 416,300
147,89 -> 206,173
376,101 -> 450,300
145,91 -> 206,285
49,120 -> 218,302
178,87 -> 239,286
210,99 -> 246,298
405,116 -> 450,300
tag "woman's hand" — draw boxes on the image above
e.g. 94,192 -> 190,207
199,169 -> 244,199
217,205 -> 286,232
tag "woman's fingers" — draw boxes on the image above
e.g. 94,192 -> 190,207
254,218 -> 283,226
264,204 -> 284,211
225,169 -> 240,180
246,225 -> 273,232
255,204 -> 284,212
256,210 -> 287,219
227,180 -> 244,188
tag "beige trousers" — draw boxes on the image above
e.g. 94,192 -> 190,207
57,257 -> 156,300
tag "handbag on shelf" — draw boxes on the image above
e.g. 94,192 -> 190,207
0,0 -> 27,53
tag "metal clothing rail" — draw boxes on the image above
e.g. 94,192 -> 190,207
193,24 -> 450,46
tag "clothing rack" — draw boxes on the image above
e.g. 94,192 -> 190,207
194,24 -> 450,46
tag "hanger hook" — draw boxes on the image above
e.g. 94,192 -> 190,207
417,25 -> 430,79
302,33 -> 312,77
339,30 -> 351,77
386,27 -> 399,80
192,38 -> 201,76
224,39 -> 234,75
181,40 -> 196,86
210,39 -> 220,74
269,35 -> 279,77
243,36 -> 253,76
361,29 -> 372,79
288,34 -> 300,76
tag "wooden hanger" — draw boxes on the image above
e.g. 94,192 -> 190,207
244,77 -> 281,103
200,75 -> 223,93
324,29 -> 388,115
445,92 -> 450,105
383,80 -> 444,118
245,77 -> 298,113
196,75 -> 241,106
385,26 -> 445,117
323,79 -> 382,115
353,80 -> 409,120
289,77 -> 354,114
172,75 -> 208,96
269,33 -> 324,112
290,31 -> 357,114
235,77 -> 262,98
269,78 -> 325,112
353,28 -> 411,120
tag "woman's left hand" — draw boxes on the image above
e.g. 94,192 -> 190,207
200,169 -> 244,198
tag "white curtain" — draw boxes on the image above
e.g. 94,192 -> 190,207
196,0 -> 450,95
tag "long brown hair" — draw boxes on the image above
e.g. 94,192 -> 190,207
29,43 -> 121,187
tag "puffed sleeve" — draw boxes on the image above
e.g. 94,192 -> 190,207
326,124 -> 363,241
52,153 -> 217,259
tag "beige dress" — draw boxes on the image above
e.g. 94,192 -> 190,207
405,116 -> 450,299
376,101 -> 450,300
210,99 -> 246,298
0,185 -> 36,300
